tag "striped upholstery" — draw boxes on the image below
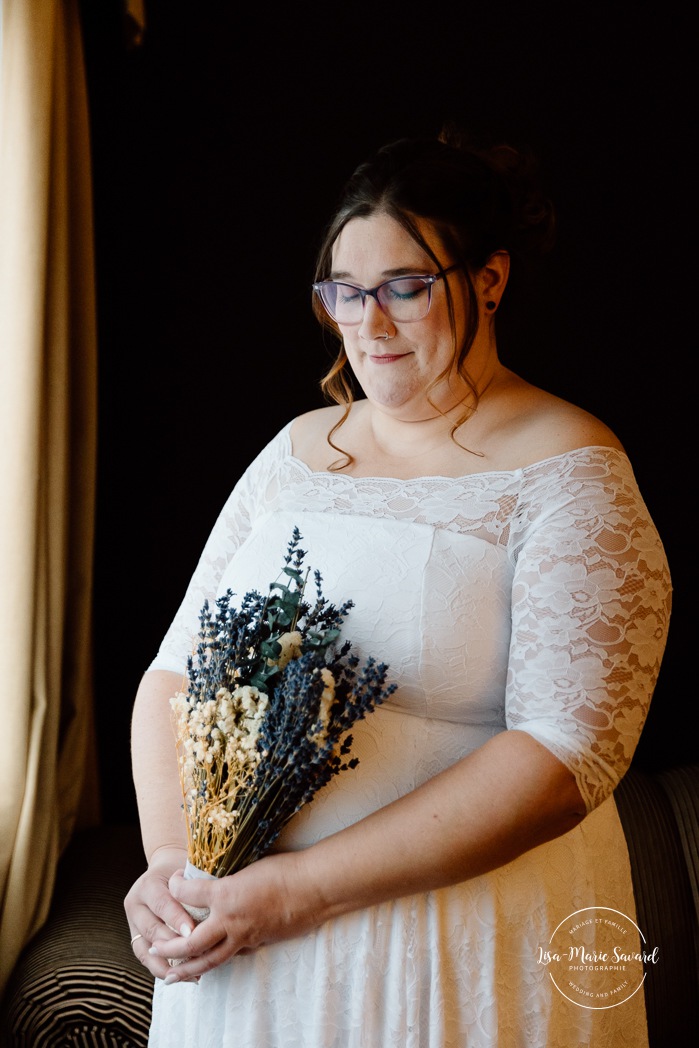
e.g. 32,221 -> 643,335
658,765 -> 699,930
4,962 -> 152,1046
614,764 -> 699,1048
0,825 -> 153,1047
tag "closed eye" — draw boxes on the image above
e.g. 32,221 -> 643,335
337,283 -> 362,305
382,277 -> 430,303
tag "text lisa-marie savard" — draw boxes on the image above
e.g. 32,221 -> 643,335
537,946 -> 659,966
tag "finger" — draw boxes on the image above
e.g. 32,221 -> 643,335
130,899 -> 188,947
168,870 -> 214,911
149,914 -> 234,982
149,921 -> 218,964
161,938 -> 233,983
129,930 -> 176,981
143,881 -> 197,941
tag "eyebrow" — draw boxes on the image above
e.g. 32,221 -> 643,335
328,266 -> 433,282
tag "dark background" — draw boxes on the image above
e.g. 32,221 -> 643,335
78,3 -> 694,824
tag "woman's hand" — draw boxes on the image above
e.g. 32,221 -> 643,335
124,845 -> 198,981
148,849 -> 319,983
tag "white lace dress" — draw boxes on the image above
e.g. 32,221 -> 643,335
146,420 -> 671,1048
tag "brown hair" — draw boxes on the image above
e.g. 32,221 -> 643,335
313,129 -> 555,467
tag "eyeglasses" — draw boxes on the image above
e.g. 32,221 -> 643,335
312,263 -> 461,325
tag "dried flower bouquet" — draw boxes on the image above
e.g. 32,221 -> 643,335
170,527 -> 395,879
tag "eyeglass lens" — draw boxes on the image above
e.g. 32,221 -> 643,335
318,276 -> 433,324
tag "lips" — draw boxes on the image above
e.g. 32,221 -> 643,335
369,353 -> 409,364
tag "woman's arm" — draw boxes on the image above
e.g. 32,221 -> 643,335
131,669 -> 187,861
124,670 -> 197,980
153,728 -> 585,980
307,728 -> 585,907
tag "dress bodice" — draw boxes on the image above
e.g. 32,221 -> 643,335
151,422 -> 671,814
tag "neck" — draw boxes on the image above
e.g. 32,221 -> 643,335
364,376 -> 500,465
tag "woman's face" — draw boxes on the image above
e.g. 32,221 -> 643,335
329,212 -> 472,421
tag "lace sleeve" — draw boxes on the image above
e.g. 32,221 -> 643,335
505,451 -> 672,811
147,423 -> 293,675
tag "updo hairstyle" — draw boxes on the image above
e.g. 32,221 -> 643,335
314,127 -> 556,459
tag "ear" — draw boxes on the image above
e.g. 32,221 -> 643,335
476,251 -> 510,314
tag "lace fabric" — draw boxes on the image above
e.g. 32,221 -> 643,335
147,420 -> 671,1047
152,421 -> 671,810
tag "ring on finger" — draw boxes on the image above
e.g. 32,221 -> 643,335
130,933 -> 143,947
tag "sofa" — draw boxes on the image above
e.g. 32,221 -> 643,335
0,764 -> 697,1047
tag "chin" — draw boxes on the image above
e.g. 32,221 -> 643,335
362,378 -> 421,407
371,396 -> 432,418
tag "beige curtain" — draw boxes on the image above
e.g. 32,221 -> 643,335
0,0 -> 98,998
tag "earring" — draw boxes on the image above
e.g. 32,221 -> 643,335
485,300 -> 496,311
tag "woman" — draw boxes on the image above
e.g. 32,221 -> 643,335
126,131 -> 671,1047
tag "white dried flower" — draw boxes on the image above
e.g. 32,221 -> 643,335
208,806 -> 237,831
309,668 -> 336,745
273,631 -> 303,670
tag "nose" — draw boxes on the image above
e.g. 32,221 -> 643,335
357,296 -> 395,341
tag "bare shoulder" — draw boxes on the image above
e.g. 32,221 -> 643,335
525,387 -> 624,454
484,373 -> 626,468
289,404 -> 348,468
